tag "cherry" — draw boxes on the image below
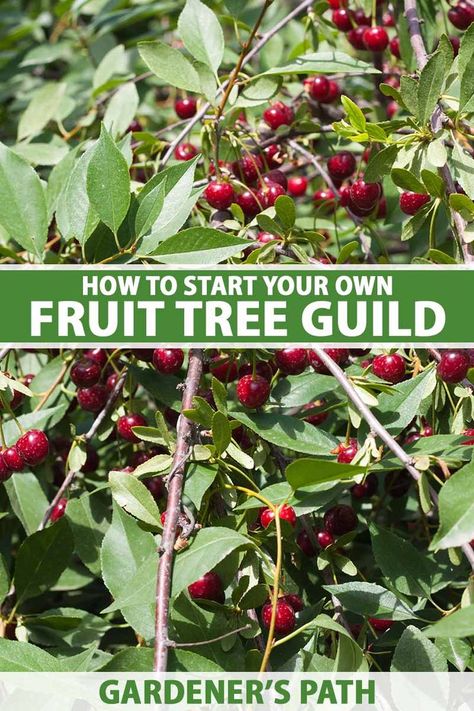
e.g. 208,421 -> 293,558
204,181 -> 235,210
83,445 -> 100,474
127,120 -> 142,133
256,180 -> 286,208
106,372 -> 123,393
174,143 -> 198,161
463,428 -> 474,445
297,527 -> 333,555
263,169 -> 287,190
323,504 -> 358,536
376,197 -> 387,219
275,348 -> 308,375
308,75 -> 330,101
261,599 -> 296,634
236,190 -> 260,218
384,470 -> 411,498
354,8 -> 371,24
145,476 -> 166,500
131,349 -> 154,362
317,530 -> 335,548
301,400 -> 328,426
337,438 -> 358,463
256,231 -> 281,244
313,188 -> 337,213
233,154 -> 263,184
363,26 -> 389,51
282,593 -> 304,612
236,374 -> 270,408
450,36 -> 461,55
350,180 -> 382,210
0,452 -> 11,482
348,26 -> 369,50
327,151 -> 356,181
3,447 -> 24,472
188,571 -> 224,603
77,384 -> 108,413
260,504 -> 296,529
308,348 -> 349,374
287,176 -> 308,197
238,361 -> 274,381
209,354 -> 238,382
383,11 -> 395,27
84,349 -> 108,367
16,430 -> 49,467
372,353 -> 406,383
263,102 -> 294,130
263,143 -> 283,169
174,97 -> 197,119
338,185 -> 351,207
351,473 -> 378,499
50,498 -> 68,523
389,37 -> 401,58
386,100 -> 398,119
437,350 -> 470,383
319,80 -> 340,104
448,3 -> 474,29
153,348 -> 184,375
399,192 -> 430,215
71,358 -> 102,388
117,413 -> 147,442
332,8 -> 353,31
369,618 -> 393,632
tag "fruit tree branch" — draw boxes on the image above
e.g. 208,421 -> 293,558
312,348 -> 474,571
160,0 -> 315,166
154,349 -> 204,672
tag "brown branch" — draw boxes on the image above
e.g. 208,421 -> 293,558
311,348 -> 474,571
154,349 -> 204,672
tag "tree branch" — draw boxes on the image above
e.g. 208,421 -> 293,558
154,349 -> 204,672
311,348 -> 474,571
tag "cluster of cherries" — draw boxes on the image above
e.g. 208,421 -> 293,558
0,429 -> 49,482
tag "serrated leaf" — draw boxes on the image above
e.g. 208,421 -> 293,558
430,458 -> 474,549
138,41 -> 201,92
178,0 -> 224,75
323,582 -> 416,620
154,227 -> 250,264
391,626 -> 448,671
212,410 -> 231,456
109,470 -> 162,528
18,82 -> 67,142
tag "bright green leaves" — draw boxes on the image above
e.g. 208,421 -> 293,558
323,582 -> 416,621
178,0 -> 224,76
391,626 -> 448,671
154,228 -> 250,264
286,459 -> 366,489
138,42 -> 201,93
17,82 -> 67,142
431,457 -> 474,550
417,37 -> 453,125
86,125 -> 131,236
109,470 -> 162,529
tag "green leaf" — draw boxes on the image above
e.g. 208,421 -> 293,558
86,124 -> 131,235
138,41 -> 201,93
401,202 -> 433,241
66,493 -> 111,575
421,169 -> 444,198
323,582 -> 416,620
271,371 -> 335,407
17,82 -> 67,142
14,518 -> 74,605
337,240 -> 359,264
364,145 -> 399,183
135,180 -> 167,238
426,605 -> 474,637
212,410 -> 231,456
183,463 -> 218,509
341,95 -> 366,132
262,51 -> 380,76
231,411 -> 338,455
235,76 -> 281,108
430,458 -> 474,550
104,82 -> 140,139
314,614 -> 367,672
154,228 -> 250,264
417,45 -> 450,124
400,75 -> 419,116
100,647 -> 154,671
0,639 -> 60,671
449,193 -> 474,219
391,168 -> 426,193
212,376 -> 228,413
3,405 -> 67,447
178,0 -> 224,75
373,368 -> 437,436
286,459 -> 366,489
56,146 -> 99,245
452,142 -> 474,200
391,626 -> 448,671
172,527 -> 249,597
93,45 -> 128,92
46,146 -> 78,220
274,195 -> 296,230
4,472 -> 49,534
109,470 -> 162,528
0,142 -> 48,258
370,524 -> 438,597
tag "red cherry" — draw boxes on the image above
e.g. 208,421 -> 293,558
376,197 -> 387,219
144,477 -> 166,500
399,192 -> 430,215
256,231 -> 281,244
282,593 -> 304,612
131,349 -> 154,362
238,361 -> 274,381
236,374 -> 270,408
308,75 -> 330,101
318,530 -> 335,548
354,8 -> 371,24
313,188 -> 337,213
232,154 -> 263,184
437,350 -> 470,383
351,473 -> 378,499
348,26 -> 369,49
369,618 -> 393,632
127,120 -> 142,133
204,181 -> 236,210
260,504 -> 296,529
386,100 -> 398,119
383,11 -> 395,27
350,180 -> 382,210
337,438 -> 358,463
77,384 -> 108,413
117,413 -> 147,442
188,571 -> 224,603
308,348 -> 349,374
16,430 -> 49,467
3,447 -> 24,472
332,8 -> 353,31
297,528 -> 318,556
51,498 -> 68,523
263,169 -> 287,190
448,3 -> 474,29
0,452 -> 11,482
84,349 -> 108,367
262,143 -> 283,169
152,348 -> 184,375
363,26 -> 389,51
174,143 -> 198,161
71,358 -> 102,388
174,97 -> 197,119
261,599 -> 296,634
301,400 -> 328,426
323,504 -> 358,536
389,37 -> 401,58
263,102 -> 294,130
287,176 -> 308,197
450,35 -> 461,55
372,353 -> 406,383
236,190 -> 260,218
209,355 -> 238,382
106,372 -> 123,393
319,80 -> 340,104
338,185 -> 351,207
327,152 -> 356,181
256,181 -> 286,208
275,348 -> 308,375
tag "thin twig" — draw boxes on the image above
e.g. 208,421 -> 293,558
170,624 -> 251,648
311,348 -> 474,571
154,349 -> 204,672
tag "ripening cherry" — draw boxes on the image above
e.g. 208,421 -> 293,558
209,354 -> 238,382
350,180 -> 382,210
236,190 -> 260,218
301,400 -> 328,426
399,192 -> 430,215
263,169 -> 287,190
282,593 -> 304,612
313,188 -> 337,213
174,97 -> 197,119
263,143 -> 283,169
351,473 -> 378,499
3,447 -> 24,472
297,527 -> 334,555
117,413 -> 147,442
389,37 -> 401,58
51,498 -> 68,523
174,143 -> 198,161
260,504 -> 297,529
287,176 -> 308,197
323,505 -> 358,536
204,181 -> 236,210
77,385 -> 108,413
256,181 -> 286,208
152,348 -> 184,375
369,618 -> 393,632
237,374 -> 270,408
372,353 -> 406,383
337,438 -> 358,463
327,152 -> 356,181
0,452 -> 11,482
16,430 -> 50,467
353,8 -> 371,24
332,8 -> 353,31
263,102 -> 294,130
448,2 -> 474,29
348,26 -> 369,50
232,154 -> 263,184
308,348 -> 349,374
261,599 -> 296,634
275,348 -> 308,375
238,360 -> 274,381
437,350 -> 470,383
71,358 -> 102,388
319,80 -> 340,104
84,349 -> 108,367
308,75 -> 330,101
363,26 -> 389,51
188,571 -> 224,603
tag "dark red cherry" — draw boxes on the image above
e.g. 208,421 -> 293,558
236,190 -> 260,218
372,353 -> 406,383
256,180 -> 286,208
319,80 -> 340,104
117,413 -> 147,443
301,400 -> 328,426
363,26 -> 389,51
260,504 -> 296,529
323,504 -> 358,536
437,350 -> 470,383
287,176 -> 308,196
337,438 -> 358,463
351,473 -> 378,499
308,348 -> 349,374
332,8 -> 353,31
77,384 -> 108,413
236,374 -> 270,408
389,37 -> 401,58
16,430 -> 49,467
204,181 -> 236,210
399,192 -> 430,215
152,348 -> 184,375
0,452 -> 11,482
3,447 -> 24,472
313,188 -> 337,213
263,102 -> 294,130
350,179 -> 382,210
275,348 -> 308,375
188,571 -> 224,603
71,358 -> 102,388
261,599 -> 296,634
308,76 -> 330,101
369,618 -> 393,632
327,152 -> 356,181
175,97 -> 197,119
84,349 -> 108,367
51,498 -> 68,523
232,154 -> 263,184
174,143 -> 198,161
